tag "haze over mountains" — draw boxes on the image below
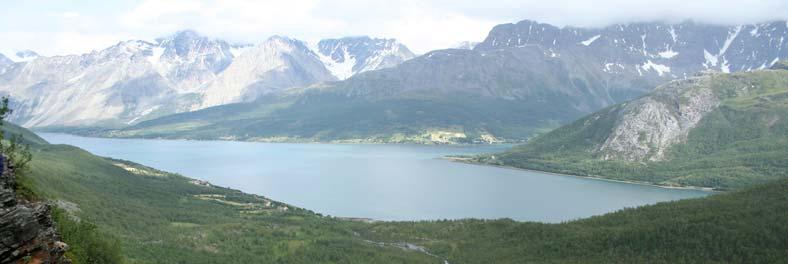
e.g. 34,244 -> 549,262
108,20 -> 788,143
1,19 -> 787,143
0,30 -> 414,127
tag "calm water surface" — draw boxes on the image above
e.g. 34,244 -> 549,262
39,133 -> 710,222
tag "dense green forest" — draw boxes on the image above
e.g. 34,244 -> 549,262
359,178 -> 788,263
474,68 -> 788,190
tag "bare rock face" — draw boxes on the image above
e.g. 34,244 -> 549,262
597,74 -> 721,161
0,158 -> 70,264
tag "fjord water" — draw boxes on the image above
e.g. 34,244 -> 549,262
39,133 -> 710,222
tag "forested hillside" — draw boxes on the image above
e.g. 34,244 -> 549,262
475,66 -> 788,189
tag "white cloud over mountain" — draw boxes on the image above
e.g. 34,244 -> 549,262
0,0 -> 787,56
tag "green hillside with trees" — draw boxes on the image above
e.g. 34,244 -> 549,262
473,67 -> 788,190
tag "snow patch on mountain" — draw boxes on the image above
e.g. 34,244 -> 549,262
641,60 -> 671,76
580,35 -> 601,46
312,43 -> 356,80
703,49 -> 718,68
313,37 -> 415,80
658,48 -> 678,59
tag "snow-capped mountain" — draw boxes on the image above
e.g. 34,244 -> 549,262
313,37 -> 415,80
476,20 -> 788,78
0,40 -> 181,127
148,30 -> 236,93
0,31 -> 414,127
328,20 -> 788,112
197,36 -> 336,109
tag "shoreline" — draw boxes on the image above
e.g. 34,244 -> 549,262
41,131 -> 715,192
443,156 -> 718,192
35,131 -> 521,147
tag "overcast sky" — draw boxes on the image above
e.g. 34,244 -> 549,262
1,0 -> 787,56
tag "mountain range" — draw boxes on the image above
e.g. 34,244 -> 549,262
104,20 -> 788,143
0,31 -> 414,127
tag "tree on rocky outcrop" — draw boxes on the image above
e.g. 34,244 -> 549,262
0,96 -> 32,174
0,96 -> 70,263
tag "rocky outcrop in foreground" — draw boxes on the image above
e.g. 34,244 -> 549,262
0,158 -> 70,264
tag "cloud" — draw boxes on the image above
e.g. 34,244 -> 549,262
0,31 -> 136,57
1,0 -> 787,56
59,12 -> 81,19
118,0 -> 346,43
378,13 -> 497,53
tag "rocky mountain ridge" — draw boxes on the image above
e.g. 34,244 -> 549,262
0,31 -> 414,127
477,20 -> 788,77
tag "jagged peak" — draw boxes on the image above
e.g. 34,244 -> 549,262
325,35 -> 374,41
101,40 -> 155,55
262,35 -> 311,52
267,35 -> 299,43
319,36 -> 402,45
15,50 -> 39,59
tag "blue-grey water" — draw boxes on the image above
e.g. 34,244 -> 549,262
38,133 -> 710,222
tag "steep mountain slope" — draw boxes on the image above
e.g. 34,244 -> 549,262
108,46 -> 604,143
478,20 -> 788,75
148,30 -> 236,93
8,122 -> 788,263
112,20 -> 788,143
475,65 -> 788,189
0,32 -> 413,128
1,40 -> 188,128
314,36 -> 415,80
0,30 -> 240,127
197,36 -> 336,109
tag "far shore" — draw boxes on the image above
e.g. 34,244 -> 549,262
443,156 -> 718,192
34,131 -> 521,146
